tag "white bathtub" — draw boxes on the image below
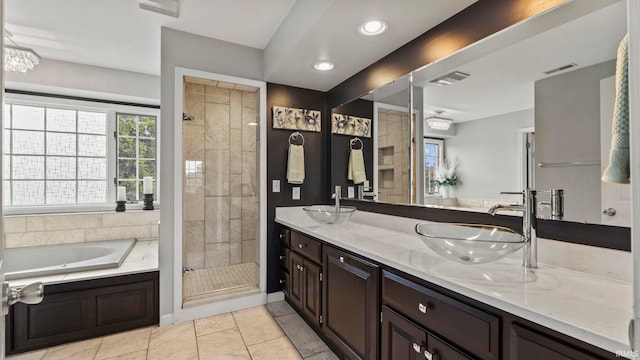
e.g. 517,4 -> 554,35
4,239 -> 137,280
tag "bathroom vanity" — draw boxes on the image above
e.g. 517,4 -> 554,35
276,207 -> 627,360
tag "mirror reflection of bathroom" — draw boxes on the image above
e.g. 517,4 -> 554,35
181,76 -> 260,306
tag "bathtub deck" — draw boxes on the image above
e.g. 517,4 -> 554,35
6,240 -> 158,287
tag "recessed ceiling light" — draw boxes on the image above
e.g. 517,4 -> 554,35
313,61 -> 334,71
359,20 -> 388,36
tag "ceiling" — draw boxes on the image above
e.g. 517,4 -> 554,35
5,0 -> 476,92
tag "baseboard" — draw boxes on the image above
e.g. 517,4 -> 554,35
267,291 -> 285,303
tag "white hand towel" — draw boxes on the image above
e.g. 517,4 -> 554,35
602,34 -> 630,183
287,144 -> 305,184
348,149 -> 367,184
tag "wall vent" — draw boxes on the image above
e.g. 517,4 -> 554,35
543,63 -> 577,75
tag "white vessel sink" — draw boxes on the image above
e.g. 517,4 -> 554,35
303,205 -> 357,224
415,222 -> 526,264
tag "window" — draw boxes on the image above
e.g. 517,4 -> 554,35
3,95 -> 159,213
4,104 -> 108,206
424,138 -> 444,196
117,113 -> 157,201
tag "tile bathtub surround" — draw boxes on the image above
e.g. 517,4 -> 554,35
4,211 -> 160,248
7,302 -> 338,360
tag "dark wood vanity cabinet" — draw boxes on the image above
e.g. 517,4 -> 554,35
283,230 -> 323,328
278,226 -> 617,360
323,245 -> 380,360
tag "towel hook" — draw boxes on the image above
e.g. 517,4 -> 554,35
350,137 -> 363,150
288,131 -> 305,146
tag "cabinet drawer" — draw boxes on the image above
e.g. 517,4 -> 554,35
510,323 -> 605,360
383,271 -> 499,360
291,231 -> 322,263
428,333 -> 472,360
279,228 -> 291,247
279,247 -> 290,271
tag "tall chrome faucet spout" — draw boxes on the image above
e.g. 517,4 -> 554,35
331,186 -> 341,213
488,189 -> 538,268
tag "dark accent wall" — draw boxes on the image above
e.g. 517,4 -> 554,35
326,0 -> 565,107
267,83 -> 329,293
330,99 -> 374,196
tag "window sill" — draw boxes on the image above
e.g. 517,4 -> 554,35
4,203 -> 160,216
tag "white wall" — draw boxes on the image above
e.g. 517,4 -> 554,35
445,109 -> 534,200
159,27 -> 263,323
6,58 -> 160,104
535,60 -> 615,224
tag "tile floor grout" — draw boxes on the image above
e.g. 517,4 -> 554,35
7,301 -> 337,360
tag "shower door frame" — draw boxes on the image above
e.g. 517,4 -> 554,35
172,67 -> 267,323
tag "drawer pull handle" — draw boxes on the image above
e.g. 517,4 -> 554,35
339,256 -> 345,263
298,243 -> 306,249
279,279 -> 285,284
412,343 -> 421,353
296,264 -> 301,270
299,265 -> 304,272
279,255 -> 286,260
418,303 -> 428,314
279,234 -> 285,239
424,350 -> 433,360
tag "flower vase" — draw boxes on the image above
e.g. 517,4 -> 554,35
440,186 -> 450,198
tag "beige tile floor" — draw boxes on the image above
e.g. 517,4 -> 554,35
7,301 -> 338,360
183,263 -> 259,302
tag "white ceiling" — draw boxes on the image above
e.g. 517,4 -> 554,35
5,0 -> 476,92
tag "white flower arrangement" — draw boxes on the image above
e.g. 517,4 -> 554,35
435,158 -> 459,187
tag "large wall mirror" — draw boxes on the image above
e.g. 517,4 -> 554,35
330,0 -> 629,228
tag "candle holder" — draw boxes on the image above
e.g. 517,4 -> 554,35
143,194 -> 154,210
115,200 -> 126,212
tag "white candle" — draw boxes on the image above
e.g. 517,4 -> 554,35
117,186 -> 127,201
143,177 -> 153,194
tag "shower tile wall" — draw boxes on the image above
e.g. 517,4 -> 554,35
183,81 -> 258,271
377,108 -> 410,204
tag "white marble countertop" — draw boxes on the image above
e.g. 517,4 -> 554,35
276,206 -> 632,356
7,240 -> 159,288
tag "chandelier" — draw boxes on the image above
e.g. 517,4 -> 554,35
425,110 -> 453,131
4,30 -> 40,73
4,45 -> 40,72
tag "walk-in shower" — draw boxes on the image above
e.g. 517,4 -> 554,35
181,76 -> 261,306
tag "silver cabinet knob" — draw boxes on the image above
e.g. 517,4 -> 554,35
2,282 -> 44,315
424,350 -> 433,360
603,208 -> 617,216
279,234 -> 285,239
279,279 -> 285,284
339,256 -> 345,263
418,303 -> 428,314
279,255 -> 286,260
412,343 -> 421,353
299,265 -> 304,272
298,243 -> 305,249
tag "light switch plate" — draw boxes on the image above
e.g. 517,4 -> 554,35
292,187 -> 301,200
272,180 -> 280,193
348,186 -> 355,198
364,180 -> 370,191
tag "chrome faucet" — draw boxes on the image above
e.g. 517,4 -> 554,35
538,189 -> 564,220
488,189 -> 538,268
331,186 -> 341,212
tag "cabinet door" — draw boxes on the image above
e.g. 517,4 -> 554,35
289,252 -> 304,310
302,259 -> 322,326
323,246 -> 379,360
510,323 -> 606,360
381,306 -> 426,360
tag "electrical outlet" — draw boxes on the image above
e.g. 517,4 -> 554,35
292,187 -> 301,200
348,186 -> 355,198
272,180 -> 280,193
364,180 -> 370,191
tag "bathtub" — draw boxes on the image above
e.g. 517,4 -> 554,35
4,238 -> 136,280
